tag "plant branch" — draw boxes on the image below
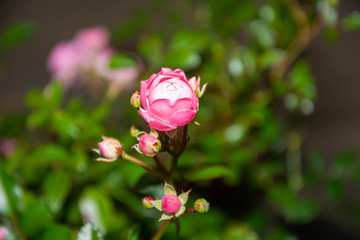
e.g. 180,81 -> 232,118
270,0 -> 323,80
121,151 -> 154,172
151,220 -> 170,240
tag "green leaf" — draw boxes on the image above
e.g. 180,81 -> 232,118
330,151 -> 357,178
20,199 -> 52,237
289,60 -> 316,99
109,53 -> 137,69
40,225 -> 72,240
224,222 -> 259,240
0,165 -> 22,217
185,166 -> 233,182
164,49 -> 201,71
137,33 -> 163,66
26,89 -> 44,108
43,81 -> 63,109
0,21 -> 36,49
127,224 -> 140,240
51,110 -> 79,139
78,187 -> 115,233
326,178 -> 344,201
77,223 -> 103,240
342,11 -> 360,31
42,170 -> 71,213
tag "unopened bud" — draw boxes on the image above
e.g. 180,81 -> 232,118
142,196 -> 154,209
194,198 -> 209,213
130,90 -> 141,108
133,133 -> 161,157
130,125 -> 141,137
92,135 -> 122,162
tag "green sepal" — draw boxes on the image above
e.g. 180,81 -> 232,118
158,213 -> 173,222
164,182 -> 177,195
178,189 -> 191,205
150,199 -> 162,211
175,206 -> 186,218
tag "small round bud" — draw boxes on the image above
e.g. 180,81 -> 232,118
139,134 -> 161,156
161,194 -> 182,215
194,198 -> 209,213
142,196 -> 154,209
130,90 -> 141,108
130,125 -> 141,137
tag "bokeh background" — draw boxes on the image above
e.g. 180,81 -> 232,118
0,0 -> 360,239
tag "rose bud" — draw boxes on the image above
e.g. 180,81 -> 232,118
133,132 -> 161,157
150,182 -> 190,222
92,135 -> 122,162
130,90 -> 141,108
188,76 -> 207,98
161,194 -> 182,215
129,125 -> 141,137
142,196 -> 154,209
138,68 -> 199,131
194,198 -> 210,214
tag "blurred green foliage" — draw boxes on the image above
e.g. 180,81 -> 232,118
0,0 -> 360,239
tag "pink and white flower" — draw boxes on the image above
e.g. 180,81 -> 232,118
139,68 -> 200,131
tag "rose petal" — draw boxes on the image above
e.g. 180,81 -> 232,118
149,119 -> 175,131
139,107 -> 151,123
140,81 -> 148,109
169,109 -> 197,127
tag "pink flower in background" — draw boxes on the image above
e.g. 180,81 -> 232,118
47,26 -> 139,94
47,41 -> 82,86
94,49 -> 139,95
139,68 -> 199,131
73,27 -> 108,52
0,138 -> 17,157
0,227 -> 9,240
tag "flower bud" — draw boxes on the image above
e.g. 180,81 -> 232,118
130,90 -> 141,108
130,125 -> 141,137
93,135 -> 122,162
161,194 -> 182,215
142,196 -> 154,209
194,198 -> 209,213
133,133 -> 161,157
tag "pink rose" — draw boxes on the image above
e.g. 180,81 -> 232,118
139,68 -> 199,131
47,41 -> 82,86
73,27 -> 109,52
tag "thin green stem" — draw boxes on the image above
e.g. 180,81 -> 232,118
151,220 -> 170,240
121,151 -> 154,171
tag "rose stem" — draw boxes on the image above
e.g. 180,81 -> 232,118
151,220 -> 170,240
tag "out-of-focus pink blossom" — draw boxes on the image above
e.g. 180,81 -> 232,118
47,41 -> 82,86
0,227 -> 9,240
139,68 -> 199,131
73,27 -> 109,52
47,26 -> 140,94
0,138 -> 17,157
94,49 -> 139,89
